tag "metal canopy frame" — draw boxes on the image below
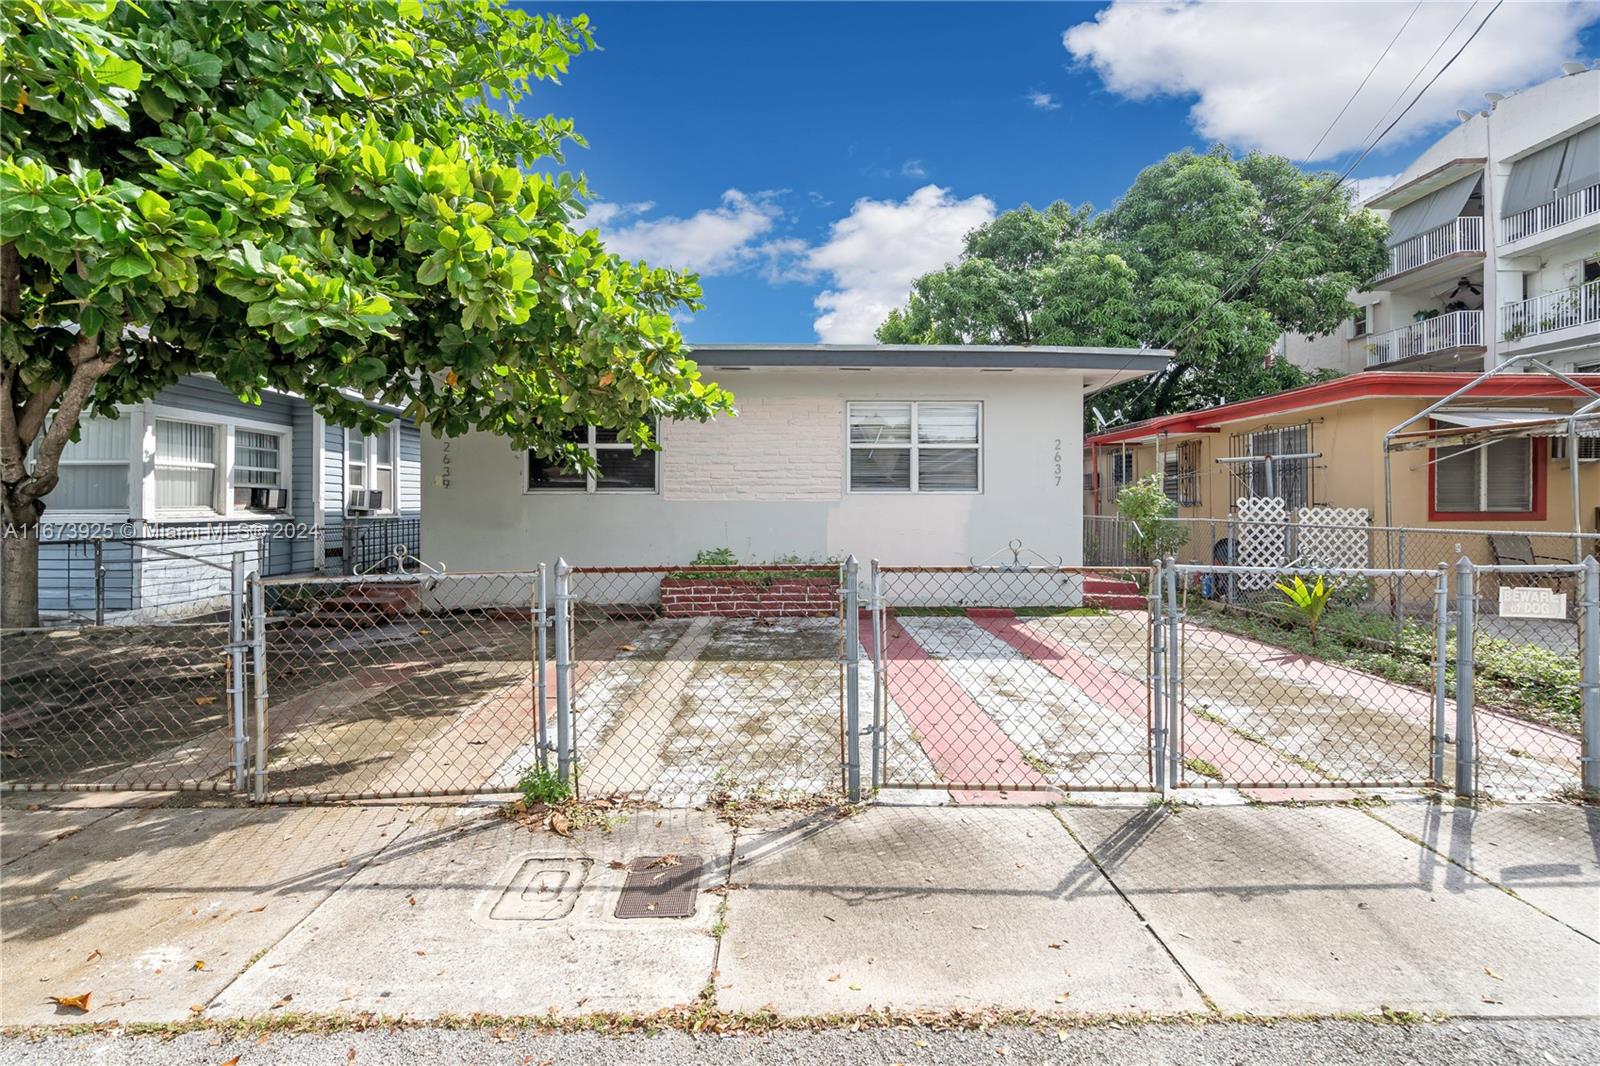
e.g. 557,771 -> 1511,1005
1381,353 -> 1600,560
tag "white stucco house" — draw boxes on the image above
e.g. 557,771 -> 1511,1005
420,344 -> 1167,570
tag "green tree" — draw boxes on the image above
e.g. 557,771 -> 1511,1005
876,147 -> 1388,429
0,0 -> 732,625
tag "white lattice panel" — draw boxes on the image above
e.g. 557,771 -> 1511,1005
1296,506 -> 1370,569
1235,497 -> 1288,588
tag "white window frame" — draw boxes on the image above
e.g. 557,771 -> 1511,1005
846,401 -> 983,495
149,405 -> 294,518
523,426 -> 661,495
345,425 -> 399,514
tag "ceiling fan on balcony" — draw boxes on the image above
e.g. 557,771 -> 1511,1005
1446,276 -> 1482,300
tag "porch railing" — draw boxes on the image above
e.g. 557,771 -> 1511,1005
1377,216 -> 1483,281
1501,279 -> 1600,343
1502,182 -> 1600,245
1365,309 -> 1483,367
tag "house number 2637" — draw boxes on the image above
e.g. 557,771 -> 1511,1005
1053,438 -> 1062,486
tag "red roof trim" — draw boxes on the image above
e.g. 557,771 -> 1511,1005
1086,371 -> 1600,446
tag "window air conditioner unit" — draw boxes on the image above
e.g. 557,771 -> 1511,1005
250,487 -> 289,511
1551,436 -> 1600,462
347,488 -> 384,513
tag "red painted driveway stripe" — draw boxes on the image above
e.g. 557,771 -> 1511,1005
972,611 -> 1326,791
858,612 -> 1052,804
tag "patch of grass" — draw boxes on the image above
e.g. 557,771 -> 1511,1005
515,763 -> 571,806
1182,756 -> 1221,780
1022,751 -> 1053,775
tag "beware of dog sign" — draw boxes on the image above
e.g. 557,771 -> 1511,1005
1497,586 -> 1567,620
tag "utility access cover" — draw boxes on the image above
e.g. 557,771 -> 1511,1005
489,857 -> 591,921
615,854 -> 703,919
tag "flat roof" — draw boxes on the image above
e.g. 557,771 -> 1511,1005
688,343 -> 1171,391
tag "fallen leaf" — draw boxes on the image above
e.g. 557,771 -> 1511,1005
971,923 -> 989,930
848,983 -> 862,991
609,860 -> 627,870
648,854 -> 680,868
1057,1029 -> 1068,1043
219,1057 -> 241,1066
1484,966 -> 1503,981
85,949 -> 102,963
347,1049 -> 356,1063
194,695 -> 216,706
418,627 -> 433,636
50,992 -> 91,1012
1047,943 -> 1062,950
256,1033 -> 271,1046
827,974 -> 840,982
192,960 -> 207,971
189,1004 -> 206,1016
549,811 -> 571,837
408,897 -> 417,906
619,643 -> 637,652
271,993 -> 294,1009
415,950 -> 427,957
249,906 -> 267,913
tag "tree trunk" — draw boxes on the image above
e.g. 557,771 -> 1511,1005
1,494 -> 41,628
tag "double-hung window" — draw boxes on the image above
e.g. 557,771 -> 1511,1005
154,418 -> 219,511
233,429 -> 286,512
48,417 -> 132,511
1434,437 -> 1534,514
848,402 -> 981,493
346,427 -> 397,512
527,426 -> 658,493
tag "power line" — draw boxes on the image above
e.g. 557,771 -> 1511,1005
1097,0 -> 1504,428
1302,0 -> 1425,163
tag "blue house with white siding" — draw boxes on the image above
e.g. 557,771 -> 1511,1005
37,375 -> 424,621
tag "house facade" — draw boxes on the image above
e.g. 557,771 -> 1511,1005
1084,370 -> 1600,565
37,375 -> 423,618
421,344 -> 1166,571
1283,66 -> 1599,376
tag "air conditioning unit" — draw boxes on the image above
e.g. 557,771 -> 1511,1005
235,486 -> 289,511
347,489 -> 384,514
1551,437 -> 1600,462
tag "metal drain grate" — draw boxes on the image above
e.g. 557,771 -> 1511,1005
615,854 -> 704,919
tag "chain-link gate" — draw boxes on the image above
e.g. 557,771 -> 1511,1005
554,561 -> 850,805
1166,563 -> 1449,792
867,562 -> 1158,795
1,553 -> 251,794
249,568 -> 544,802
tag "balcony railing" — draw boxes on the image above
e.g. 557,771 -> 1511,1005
1365,309 -> 1483,367
1501,279 -> 1600,342
1502,183 -> 1600,244
1377,215 -> 1483,281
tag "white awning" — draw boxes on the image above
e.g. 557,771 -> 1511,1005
1390,407 -> 1600,450
1430,408 -> 1558,429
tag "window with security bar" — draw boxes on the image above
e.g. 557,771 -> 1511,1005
1230,423 -> 1313,510
1162,440 -> 1201,507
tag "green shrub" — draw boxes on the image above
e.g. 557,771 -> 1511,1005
1274,574 -> 1335,646
690,547 -> 739,567
516,763 -> 570,806
1116,473 -> 1188,562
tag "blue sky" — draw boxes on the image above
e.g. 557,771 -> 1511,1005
524,1 -> 1600,344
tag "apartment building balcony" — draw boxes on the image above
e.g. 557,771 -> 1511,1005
1502,182 -> 1600,246
1365,309 -> 1486,369
1373,216 -> 1484,286
1501,279 -> 1600,353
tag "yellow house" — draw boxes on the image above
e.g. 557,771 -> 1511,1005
1084,370 -> 1600,567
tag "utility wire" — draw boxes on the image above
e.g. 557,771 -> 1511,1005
1097,0 -> 1504,428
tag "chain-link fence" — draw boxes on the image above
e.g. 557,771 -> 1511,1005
2,552 -> 250,792
557,562 -> 847,806
250,569 -> 543,802
5,552 -> 1595,806
867,563 -> 1156,795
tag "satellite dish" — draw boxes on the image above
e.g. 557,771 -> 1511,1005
1561,61 -> 1589,75
1484,92 -> 1505,104
1455,109 -> 1475,123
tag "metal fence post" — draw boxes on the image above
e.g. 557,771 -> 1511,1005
1164,557 -> 1182,789
1583,557 -> 1600,796
93,538 -> 106,626
553,559 -> 573,786
1431,563 -> 1450,787
249,573 -> 269,801
534,563 -> 549,774
1454,556 -> 1476,800
869,559 -> 884,792
843,555 -> 862,803
228,552 -> 248,792
1150,562 -> 1168,794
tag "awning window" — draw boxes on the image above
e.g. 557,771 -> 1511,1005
1503,125 -> 1600,217
1385,173 -> 1480,246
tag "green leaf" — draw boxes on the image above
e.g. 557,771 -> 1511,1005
96,56 -> 145,91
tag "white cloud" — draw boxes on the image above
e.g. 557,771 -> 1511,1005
586,190 -> 783,275
1027,89 -> 1063,111
800,185 -> 996,343
1064,0 -> 1600,160
901,159 -> 928,178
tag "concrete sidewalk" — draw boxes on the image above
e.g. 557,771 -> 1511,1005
1,794 -> 1597,1029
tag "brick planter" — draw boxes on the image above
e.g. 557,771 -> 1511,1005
659,575 -> 838,618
